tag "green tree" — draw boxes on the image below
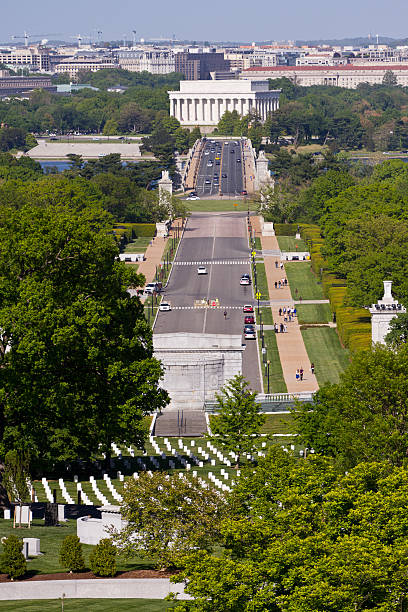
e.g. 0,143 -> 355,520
59,535 -> 85,573
0,180 -> 168,466
188,126 -> 201,147
172,450 -> 408,611
0,535 -> 26,580
142,123 -> 175,168
113,472 -> 225,569
210,375 -> 264,467
385,312 -> 408,348
294,344 -> 408,469
217,111 -> 241,135
89,538 -> 117,576
383,70 -> 398,86
102,119 -> 119,135
3,451 -> 31,528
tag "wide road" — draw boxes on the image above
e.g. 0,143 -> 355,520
195,138 -> 244,197
154,212 -> 262,393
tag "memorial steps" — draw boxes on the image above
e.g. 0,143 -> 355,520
154,411 -> 207,437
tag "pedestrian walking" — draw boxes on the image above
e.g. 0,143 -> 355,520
280,262 -> 284,270
280,323 -> 284,333
300,367 -> 304,381
288,314 -> 292,322
278,281 -> 281,289
283,306 -> 286,314
311,362 -> 315,375
283,324 -> 287,333
274,323 -> 279,333
275,260 -> 279,268
284,315 -> 287,323
295,369 -> 300,382
274,281 -> 277,289
293,308 -> 297,316
284,279 -> 288,286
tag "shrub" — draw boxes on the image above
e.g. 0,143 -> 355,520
131,223 -> 156,237
274,223 -> 298,236
59,535 -> 85,573
89,538 -> 117,577
0,535 -> 26,580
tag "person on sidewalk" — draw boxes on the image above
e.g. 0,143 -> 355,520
275,281 -> 278,289
279,308 -> 282,316
295,369 -> 300,382
311,363 -> 315,375
275,260 -> 279,268
280,262 -> 284,270
283,324 -> 287,333
278,281 -> 281,289
274,323 -> 279,333
280,323 -> 284,333
300,367 -> 304,381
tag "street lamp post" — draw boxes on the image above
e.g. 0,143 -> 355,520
267,360 -> 270,394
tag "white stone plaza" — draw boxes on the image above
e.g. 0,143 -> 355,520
168,79 -> 280,126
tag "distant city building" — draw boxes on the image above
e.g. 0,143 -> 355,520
0,74 -> 55,96
241,64 -> 408,88
0,46 -> 51,71
168,79 -> 280,126
174,51 -> 229,80
55,56 -> 118,79
117,49 -> 176,74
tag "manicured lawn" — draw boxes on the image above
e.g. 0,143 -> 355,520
297,303 -> 332,324
0,600 -> 176,611
124,237 -> 152,253
260,307 -> 273,325
285,262 -> 325,300
183,199 -> 256,212
259,330 -> 287,393
254,236 -> 262,251
254,262 -> 270,300
262,413 -> 296,435
277,236 -> 307,251
301,327 -> 350,386
0,519 -> 156,577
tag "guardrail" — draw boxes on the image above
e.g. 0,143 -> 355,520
204,391 -> 315,413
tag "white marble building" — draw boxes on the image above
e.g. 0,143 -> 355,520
168,80 -> 280,126
369,280 -> 406,344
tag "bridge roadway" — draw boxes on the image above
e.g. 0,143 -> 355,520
195,138 -> 244,197
154,212 -> 262,393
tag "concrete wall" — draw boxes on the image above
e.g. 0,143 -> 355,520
0,578 -> 190,600
281,252 -> 310,261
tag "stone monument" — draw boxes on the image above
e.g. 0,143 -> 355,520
369,280 -> 406,344
153,333 -> 244,410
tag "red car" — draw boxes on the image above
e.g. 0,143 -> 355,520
244,315 -> 255,324
243,304 -> 254,313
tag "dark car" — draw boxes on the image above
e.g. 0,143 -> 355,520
222,173 -> 227,178
241,190 -> 248,196
244,315 -> 255,324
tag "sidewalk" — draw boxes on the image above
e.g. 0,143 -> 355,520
137,219 -> 183,287
252,217 -> 319,394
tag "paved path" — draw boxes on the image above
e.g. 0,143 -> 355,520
0,578 -> 189,601
253,217 -> 319,394
137,219 -> 183,287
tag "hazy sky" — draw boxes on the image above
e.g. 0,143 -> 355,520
1,0 -> 407,43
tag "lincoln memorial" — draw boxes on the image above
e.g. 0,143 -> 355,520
168,79 -> 280,126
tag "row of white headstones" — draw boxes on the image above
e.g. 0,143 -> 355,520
36,436 -> 305,505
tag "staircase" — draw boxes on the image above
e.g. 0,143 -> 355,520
154,411 -> 207,437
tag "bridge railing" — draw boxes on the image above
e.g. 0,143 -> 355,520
204,391 -> 315,413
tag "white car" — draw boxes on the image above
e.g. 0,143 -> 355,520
144,283 -> 157,294
159,302 -> 172,312
240,277 -> 251,286
186,195 -> 200,200
197,266 -> 208,275
204,150 -> 209,155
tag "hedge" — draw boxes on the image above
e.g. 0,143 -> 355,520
303,226 -> 372,352
113,223 -> 156,239
274,223 -> 298,236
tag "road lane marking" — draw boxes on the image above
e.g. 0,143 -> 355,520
202,218 -> 217,333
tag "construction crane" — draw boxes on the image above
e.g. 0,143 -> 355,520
11,31 -> 62,46
132,30 -> 137,48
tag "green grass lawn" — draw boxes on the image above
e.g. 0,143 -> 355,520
260,307 -> 273,325
297,303 -> 332,324
277,236 -> 307,251
285,263 -> 325,300
183,199 -> 256,212
254,262 -> 270,300
0,600 -> 176,611
254,236 -> 262,251
262,413 -> 296,435
124,237 -> 152,253
0,519 -> 156,577
301,327 -> 350,386
259,330 -> 287,393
